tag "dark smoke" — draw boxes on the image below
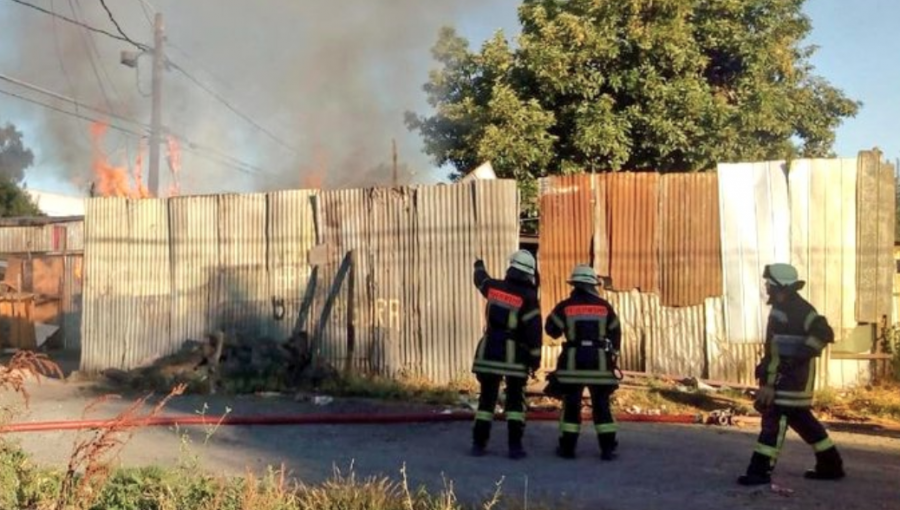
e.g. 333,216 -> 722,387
0,0 -> 512,195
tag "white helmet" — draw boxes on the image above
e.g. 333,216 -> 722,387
567,264 -> 600,286
508,249 -> 536,276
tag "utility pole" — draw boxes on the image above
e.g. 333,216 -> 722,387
391,139 -> 398,187
149,13 -> 165,196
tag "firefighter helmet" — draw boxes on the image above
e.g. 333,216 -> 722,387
567,264 -> 600,286
509,249 -> 536,276
763,263 -> 802,288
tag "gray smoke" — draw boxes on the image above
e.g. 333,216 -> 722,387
0,0 -> 513,195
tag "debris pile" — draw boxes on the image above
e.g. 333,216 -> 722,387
101,330 -> 337,395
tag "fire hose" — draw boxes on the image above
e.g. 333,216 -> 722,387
0,410 -> 703,434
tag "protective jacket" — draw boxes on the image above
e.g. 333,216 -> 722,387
755,292 -> 834,408
471,262 -> 542,378
546,289 -> 621,386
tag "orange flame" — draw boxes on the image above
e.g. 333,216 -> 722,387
91,122 -> 151,198
300,142 -> 328,189
166,135 -> 181,197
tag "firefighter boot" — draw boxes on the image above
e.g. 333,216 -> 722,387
804,447 -> 845,480
556,432 -> 578,459
508,420 -> 527,459
471,420 -> 491,457
598,433 -> 617,461
737,452 -> 772,486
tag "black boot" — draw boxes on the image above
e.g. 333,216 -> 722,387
598,433 -> 617,461
804,447 -> 845,480
472,420 -> 491,456
556,432 -> 578,459
737,452 -> 772,486
508,420 -> 527,459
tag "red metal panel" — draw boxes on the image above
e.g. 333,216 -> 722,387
606,173 -> 660,293
659,173 -> 723,307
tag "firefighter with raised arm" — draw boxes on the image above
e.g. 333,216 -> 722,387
470,250 -> 542,459
545,264 -> 622,460
738,263 -> 845,485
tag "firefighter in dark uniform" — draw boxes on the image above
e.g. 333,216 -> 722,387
545,264 -> 622,460
470,250 -> 542,459
738,263 -> 845,485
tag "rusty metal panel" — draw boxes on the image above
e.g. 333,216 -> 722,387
606,173 -> 660,293
659,173 -> 723,307
267,190 -> 317,341
169,195 -> 219,345
80,198 -> 171,371
213,194 -> 271,340
856,151 -> 896,323
717,161 -> 790,343
61,254 -> 83,350
789,158 -> 858,343
537,174 -> 594,370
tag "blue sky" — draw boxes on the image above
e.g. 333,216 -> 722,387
2,0 -> 898,196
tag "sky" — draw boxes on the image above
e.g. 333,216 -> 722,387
0,0 -> 897,198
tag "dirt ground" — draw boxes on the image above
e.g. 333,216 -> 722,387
2,378 -> 899,510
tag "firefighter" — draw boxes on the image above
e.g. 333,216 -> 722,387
738,263 -> 845,485
470,250 -> 542,459
545,264 -> 622,460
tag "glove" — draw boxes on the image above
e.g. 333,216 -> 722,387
754,385 -> 775,412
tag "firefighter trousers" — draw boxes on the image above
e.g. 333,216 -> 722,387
559,384 -> 617,455
748,405 -> 835,474
472,373 -> 527,450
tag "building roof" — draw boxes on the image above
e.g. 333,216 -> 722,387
26,190 -> 86,217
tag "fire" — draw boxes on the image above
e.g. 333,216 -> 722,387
166,135 -> 181,197
300,141 -> 328,189
90,122 -> 151,198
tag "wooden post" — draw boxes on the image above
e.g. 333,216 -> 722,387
344,250 -> 356,376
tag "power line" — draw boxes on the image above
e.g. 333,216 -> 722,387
0,87 -> 146,138
98,0 -> 145,51
168,61 -> 300,156
69,0 -> 117,114
6,0 -> 149,51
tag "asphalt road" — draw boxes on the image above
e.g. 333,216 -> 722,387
2,379 -> 898,510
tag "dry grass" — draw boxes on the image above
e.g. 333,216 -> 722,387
0,351 -> 63,406
55,384 -> 187,510
814,382 -> 900,423
318,372 -> 476,406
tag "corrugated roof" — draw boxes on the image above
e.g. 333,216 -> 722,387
659,172 -> 723,307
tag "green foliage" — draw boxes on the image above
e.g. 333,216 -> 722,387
0,176 -> 43,217
0,122 -> 34,183
407,0 -> 859,214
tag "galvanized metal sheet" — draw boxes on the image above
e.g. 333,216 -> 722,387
80,198 -> 171,371
61,254 -> 83,350
606,173 -> 660,293
659,173 -> 723,307
214,193 -> 271,339
717,161 -> 790,343
169,195 -> 218,345
598,290 -> 646,372
267,190 -> 317,341
537,174 -> 594,371
855,151 -> 896,323
789,158 -> 858,343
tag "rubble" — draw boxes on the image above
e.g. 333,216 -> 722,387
101,329 -> 337,395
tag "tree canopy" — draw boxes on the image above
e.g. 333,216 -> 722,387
406,0 -> 860,208
0,121 -> 42,217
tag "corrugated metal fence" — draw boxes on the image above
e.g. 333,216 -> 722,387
80,182 -> 519,383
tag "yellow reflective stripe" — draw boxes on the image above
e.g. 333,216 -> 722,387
476,337 -> 486,359
560,422 -> 580,433
812,437 -> 835,452
475,411 -> 494,422
805,336 -> 826,351
806,359 -> 817,393
766,348 -> 780,386
529,348 -> 542,358
505,411 -> 526,422
551,313 -> 565,329
472,366 -> 527,377
776,416 -> 788,454
506,340 -> 516,365
474,359 -> 525,369
774,398 -> 813,407
804,311 -> 819,331
608,317 -> 620,330
754,443 -> 780,458
776,390 -> 814,398
595,423 -> 617,434
522,309 -> 540,322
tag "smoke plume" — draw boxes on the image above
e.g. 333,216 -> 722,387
0,0 -> 513,195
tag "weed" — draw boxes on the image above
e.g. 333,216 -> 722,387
0,351 -> 63,418
317,373 -> 473,406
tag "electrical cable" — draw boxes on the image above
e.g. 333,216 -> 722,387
6,0 -> 149,50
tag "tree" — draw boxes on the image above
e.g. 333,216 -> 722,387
0,121 -> 41,217
406,0 -> 860,213
0,123 -> 34,183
